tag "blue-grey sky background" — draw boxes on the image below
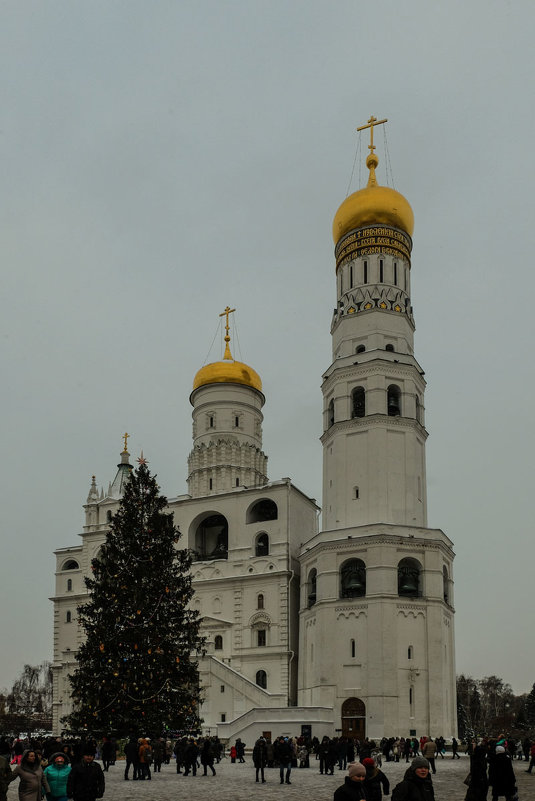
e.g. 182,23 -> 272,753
1,1 -> 533,695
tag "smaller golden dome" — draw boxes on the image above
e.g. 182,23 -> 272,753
333,152 -> 414,244
193,359 -> 262,392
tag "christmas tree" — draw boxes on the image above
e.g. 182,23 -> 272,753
64,456 -> 204,736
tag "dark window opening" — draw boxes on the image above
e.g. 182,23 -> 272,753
256,670 -> 267,689
379,260 -> 384,282
354,486 -> 359,500
235,416 -> 239,427
408,645 -> 414,659
248,500 -> 278,524
328,399 -> 335,428
106,510 -> 113,523
255,533 -> 269,556
387,384 -> 401,416
209,416 -> 214,428
214,635 -> 223,650
221,713 -> 226,722
235,477 -> 240,487
363,261 -> 368,283
257,629 -> 266,647
67,579 -> 72,592
257,594 -> 264,610
394,262 -> 398,285
385,344 -> 394,352
308,569 -> 317,608
351,386 -> 365,418
194,514 -> 229,561
351,639 -> 356,658
220,685 -> 225,693
63,560 -> 79,571
398,558 -> 422,597
66,611 -> 72,623
209,478 -> 213,490
356,344 -> 365,354
340,559 -> 366,598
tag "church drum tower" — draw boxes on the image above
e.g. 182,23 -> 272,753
297,118 -> 457,739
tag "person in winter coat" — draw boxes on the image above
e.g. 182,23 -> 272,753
391,757 -> 435,801
235,739 -> 245,763
0,752 -> 13,801
100,740 -> 113,774
362,757 -> 390,801
137,739 -> 152,781
123,738 -> 139,781
465,744 -> 489,801
334,761 -> 367,801
252,738 -> 267,783
200,740 -> 216,776
11,750 -> 50,801
274,737 -> 294,785
421,740 -> 437,775
183,740 -> 199,777
66,751 -> 104,801
151,739 -> 166,773
44,753 -> 71,801
488,746 -> 516,801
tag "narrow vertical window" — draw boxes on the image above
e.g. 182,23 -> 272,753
350,263 -> 353,288
257,629 -> 266,647
235,478 -> 239,487
221,713 -> 226,722
235,416 -> 239,427
408,645 -> 413,660
409,687 -> 413,706
66,611 -> 71,623
67,579 -> 72,592
209,416 -> 214,428
394,262 -> 398,285
257,594 -> 264,610
351,639 -> 356,658
379,259 -> 384,282
363,261 -> 368,284
209,478 -> 213,490
354,486 -> 359,500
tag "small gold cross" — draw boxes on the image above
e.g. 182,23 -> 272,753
357,115 -> 388,154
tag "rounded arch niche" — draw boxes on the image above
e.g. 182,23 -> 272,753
192,513 -> 229,560
341,697 -> 366,740
247,499 -> 278,524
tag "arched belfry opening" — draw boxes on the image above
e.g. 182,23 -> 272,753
194,514 -> 229,560
247,499 -> 278,524
341,697 -> 366,740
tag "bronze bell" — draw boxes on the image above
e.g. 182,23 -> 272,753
399,570 -> 419,594
346,573 -> 364,593
388,396 -> 400,416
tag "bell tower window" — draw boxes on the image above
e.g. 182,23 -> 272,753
387,384 -> 401,416
340,559 -> 366,598
363,261 -> 368,283
398,558 -> 422,597
328,399 -> 335,428
351,387 -> 365,418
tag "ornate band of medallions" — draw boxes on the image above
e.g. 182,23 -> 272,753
335,225 -> 412,271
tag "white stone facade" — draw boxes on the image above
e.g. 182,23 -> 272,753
52,177 -> 457,741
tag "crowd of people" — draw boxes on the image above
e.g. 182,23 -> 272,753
0,731 -> 532,801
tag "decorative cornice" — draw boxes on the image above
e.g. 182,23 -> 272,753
321,414 -> 428,444
335,604 -> 368,613
322,362 -> 426,388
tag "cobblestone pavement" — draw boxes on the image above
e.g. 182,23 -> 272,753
7,754 -> 534,801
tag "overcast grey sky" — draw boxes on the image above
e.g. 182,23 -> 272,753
1,0 -> 533,696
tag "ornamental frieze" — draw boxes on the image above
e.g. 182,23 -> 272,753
335,225 -> 413,270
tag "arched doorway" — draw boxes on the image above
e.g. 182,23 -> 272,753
341,697 -> 366,740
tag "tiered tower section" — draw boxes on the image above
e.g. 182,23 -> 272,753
188,307 -> 268,497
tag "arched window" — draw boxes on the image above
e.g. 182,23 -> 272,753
443,566 -> 450,605
351,387 -> 365,418
255,533 -> 269,556
328,399 -> 335,428
308,569 -> 317,608
387,384 -> 401,416
66,611 -> 72,623
416,396 -> 422,423
194,514 -> 229,560
62,559 -> 79,571
214,635 -> 223,650
67,579 -> 72,592
385,343 -> 394,352
340,559 -> 366,598
356,344 -> 366,354
257,594 -> 264,610
398,558 -> 422,597
256,670 -> 267,689
247,500 -> 278,524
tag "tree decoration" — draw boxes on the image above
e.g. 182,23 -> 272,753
63,460 -> 204,736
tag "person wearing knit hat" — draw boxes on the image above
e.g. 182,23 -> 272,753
489,745 -> 516,801
391,756 -> 434,801
333,762 -> 367,801
362,756 -> 390,801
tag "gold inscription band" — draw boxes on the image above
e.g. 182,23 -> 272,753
335,225 -> 412,271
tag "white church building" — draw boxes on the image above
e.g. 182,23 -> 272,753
51,123 -> 457,741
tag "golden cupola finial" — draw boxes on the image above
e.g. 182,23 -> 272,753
192,306 -> 262,393
332,116 -> 414,245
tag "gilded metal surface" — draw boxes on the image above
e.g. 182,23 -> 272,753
122,432 -> 129,453
333,116 -> 414,244
335,224 -> 412,271
192,360 -> 263,391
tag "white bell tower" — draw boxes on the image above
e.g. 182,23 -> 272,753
298,118 -> 457,739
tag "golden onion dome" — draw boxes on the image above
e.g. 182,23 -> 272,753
193,359 -> 262,392
332,152 -> 414,244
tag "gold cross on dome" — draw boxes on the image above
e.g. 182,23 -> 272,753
122,432 -> 129,453
357,115 -> 388,154
219,305 -> 236,360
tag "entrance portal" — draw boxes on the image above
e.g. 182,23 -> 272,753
341,697 -> 366,740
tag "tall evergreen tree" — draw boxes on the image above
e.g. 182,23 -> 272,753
525,682 -> 535,730
65,459 -> 203,736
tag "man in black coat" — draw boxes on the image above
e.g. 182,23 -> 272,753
67,751 -> 105,801
123,737 -> 139,781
